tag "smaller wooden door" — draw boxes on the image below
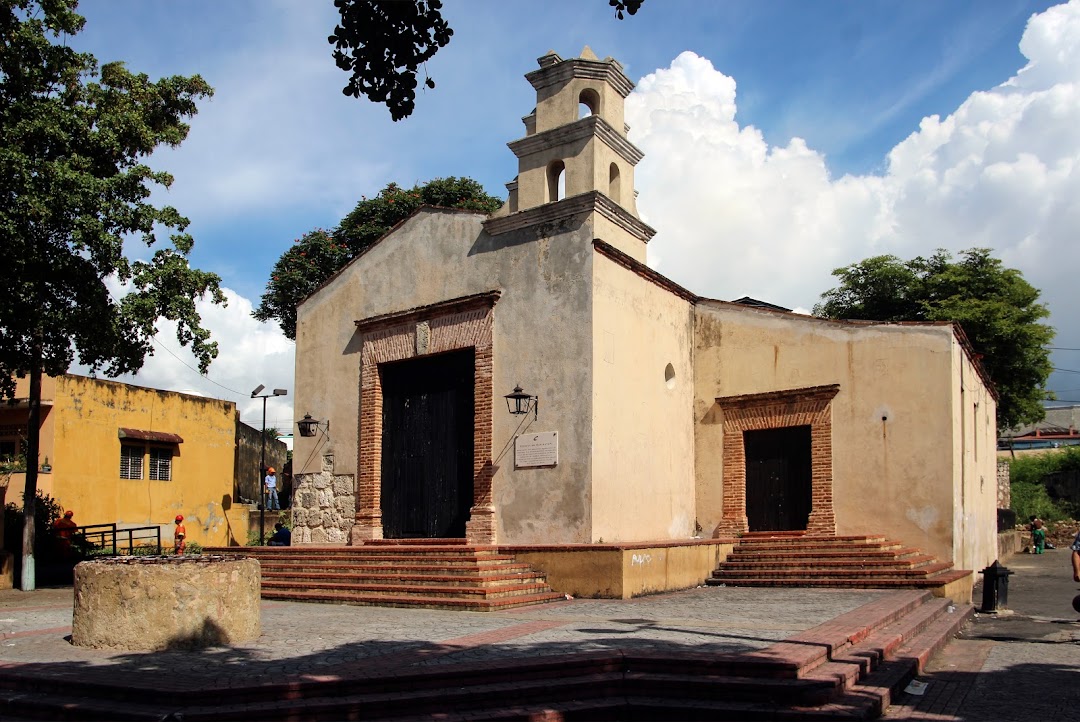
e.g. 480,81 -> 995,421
744,425 -> 812,532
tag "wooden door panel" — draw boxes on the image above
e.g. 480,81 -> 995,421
744,425 -> 812,532
380,349 -> 474,538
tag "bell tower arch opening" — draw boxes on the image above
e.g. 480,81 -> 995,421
578,87 -> 600,118
547,160 -> 566,202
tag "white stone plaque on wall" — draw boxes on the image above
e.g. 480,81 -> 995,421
515,431 -> 558,468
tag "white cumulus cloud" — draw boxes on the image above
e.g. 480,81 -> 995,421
628,0 -> 1080,384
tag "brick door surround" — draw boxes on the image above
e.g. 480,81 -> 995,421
713,384 -> 839,537
352,291 -> 500,545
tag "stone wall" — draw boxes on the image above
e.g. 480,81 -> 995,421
291,454 -> 356,544
997,458 -> 1011,510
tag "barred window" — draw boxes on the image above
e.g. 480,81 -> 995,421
149,447 -> 172,481
120,445 -> 143,479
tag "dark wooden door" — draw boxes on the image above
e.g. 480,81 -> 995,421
380,349 -> 474,538
744,425 -> 812,532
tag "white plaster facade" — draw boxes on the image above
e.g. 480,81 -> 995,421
291,48 -> 999,572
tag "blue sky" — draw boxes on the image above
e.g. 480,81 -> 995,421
66,0 -> 1080,428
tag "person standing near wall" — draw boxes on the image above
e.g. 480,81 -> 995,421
173,515 -> 186,555
52,510 -> 77,559
1071,529 -> 1080,583
265,467 -> 279,511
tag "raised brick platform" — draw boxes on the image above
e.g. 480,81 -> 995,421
0,589 -> 972,720
205,538 -> 565,611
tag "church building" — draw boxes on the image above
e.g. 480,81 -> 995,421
289,48 -> 998,591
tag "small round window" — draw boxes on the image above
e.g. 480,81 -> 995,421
664,363 -> 676,389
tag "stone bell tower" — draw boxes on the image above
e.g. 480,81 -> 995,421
489,47 -> 654,262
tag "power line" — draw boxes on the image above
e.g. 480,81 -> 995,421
1049,347 -> 1080,351
1051,367 -> 1080,375
149,336 -> 249,399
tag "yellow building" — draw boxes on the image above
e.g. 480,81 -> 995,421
1,374 -> 260,557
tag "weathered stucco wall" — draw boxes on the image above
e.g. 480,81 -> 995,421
693,304 -> 996,565
591,252 -> 696,541
950,339 -> 999,570
6,375 -> 238,548
293,207 -> 599,544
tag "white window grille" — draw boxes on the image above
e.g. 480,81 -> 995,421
120,445 -> 143,479
149,448 -> 172,481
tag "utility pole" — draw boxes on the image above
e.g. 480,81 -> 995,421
251,385 -> 287,545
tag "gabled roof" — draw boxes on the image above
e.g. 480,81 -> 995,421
298,206 -> 492,308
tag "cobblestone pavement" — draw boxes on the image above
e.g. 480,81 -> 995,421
884,550 -> 1080,721
0,585 -> 883,689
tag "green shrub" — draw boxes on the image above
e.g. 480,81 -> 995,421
3,491 -> 64,562
1009,447 -> 1080,523
1011,481 -> 1068,524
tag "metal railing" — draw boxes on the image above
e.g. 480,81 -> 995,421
76,523 -> 162,556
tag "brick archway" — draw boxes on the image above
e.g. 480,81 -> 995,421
351,291 -> 499,545
713,384 -> 839,537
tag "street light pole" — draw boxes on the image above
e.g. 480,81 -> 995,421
251,385 -> 287,546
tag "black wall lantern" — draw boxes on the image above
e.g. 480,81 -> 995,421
297,413 -> 328,438
504,385 -> 538,420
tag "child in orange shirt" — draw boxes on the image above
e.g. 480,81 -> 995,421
173,514 -> 186,555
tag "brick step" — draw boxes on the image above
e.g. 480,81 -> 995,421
237,549 -> 514,560
712,562 -> 954,580
260,588 -> 566,611
719,554 -> 938,570
258,562 -> 536,577
738,534 -> 887,544
726,547 -> 923,561
363,537 -> 471,545
823,598 -> 959,679
262,570 -> 546,587
205,545 -> 506,558
729,541 -> 906,553
262,579 -> 554,599
0,691 -> 168,721
707,575 -> 963,589
254,555 -> 526,569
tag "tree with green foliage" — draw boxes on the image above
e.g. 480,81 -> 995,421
254,177 -> 502,339
0,0 -> 223,590
814,248 -> 1054,431
329,0 -> 645,120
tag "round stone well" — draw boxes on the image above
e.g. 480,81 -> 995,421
72,555 -> 261,650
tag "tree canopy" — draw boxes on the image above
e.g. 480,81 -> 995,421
813,249 -> 1054,431
254,177 -> 502,339
329,0 -> 644,120
1,0 -> 222,588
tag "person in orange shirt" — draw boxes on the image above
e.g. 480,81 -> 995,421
52,510 -> 78,559
173,514 -> 186,555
